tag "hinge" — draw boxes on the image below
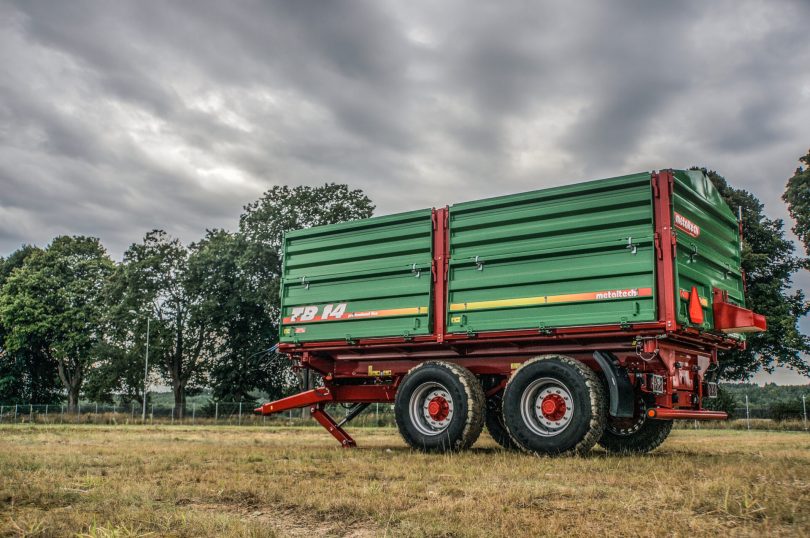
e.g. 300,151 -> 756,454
620,317 -> 631,330
654,232 -> 663,260
651,173 -> 660,198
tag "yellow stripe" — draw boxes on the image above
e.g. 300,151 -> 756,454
450,287 -> 653,312
450,296 -> 547,311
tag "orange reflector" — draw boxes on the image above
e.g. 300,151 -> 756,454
688,286 -> 704,324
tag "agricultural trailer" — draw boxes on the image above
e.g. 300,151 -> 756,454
256,169 -> 766,455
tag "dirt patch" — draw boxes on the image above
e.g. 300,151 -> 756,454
189,502 -> 379,538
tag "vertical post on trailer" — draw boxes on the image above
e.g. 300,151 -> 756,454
652,171 -> 678,332
431,207 -> 449,343
745,394 -> 750,430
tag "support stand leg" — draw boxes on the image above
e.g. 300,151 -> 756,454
310,403 -> 356,448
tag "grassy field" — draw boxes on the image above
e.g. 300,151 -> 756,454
0,425 -> 808,537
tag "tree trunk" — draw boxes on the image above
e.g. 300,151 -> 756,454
173,382 -> 185,419
55,353 -> 82,414
67,389 -> 79,415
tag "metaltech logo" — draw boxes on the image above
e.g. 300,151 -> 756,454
674,212 -> 700,238
594,288 -> 643,300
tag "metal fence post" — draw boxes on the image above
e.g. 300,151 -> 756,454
151,403 -> 154,423
29,404 -> 32,422
0,405 -> 3,423
192,403 -> 196,424
45,404 -> 48,423
215,402 -> 219,422
239,401 -> 242,426
15,404 -> 18,422
171,405 -> 175,425
803,395 -> 807,430
745,394 -> 750,430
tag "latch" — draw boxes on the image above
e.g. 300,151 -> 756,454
300,276 -> 310,290
687,244 -> 698,263
411,263 -> 421,278
474,256 -> 484,271
625,237 -> 637,255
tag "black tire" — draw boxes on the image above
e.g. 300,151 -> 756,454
395,361 -> 485,452
599,406 -> 673,454
485,393 -> 519,450
502,355 -> 607,456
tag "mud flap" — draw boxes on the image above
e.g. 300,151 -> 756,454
593,351 -> 635,418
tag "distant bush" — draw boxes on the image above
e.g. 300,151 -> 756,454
770,400 -> 805,421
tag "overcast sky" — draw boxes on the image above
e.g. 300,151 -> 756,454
1,1 -> 808,383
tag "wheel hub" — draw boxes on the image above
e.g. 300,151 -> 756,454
427,396 -> 450,421
540,393 -> 567,421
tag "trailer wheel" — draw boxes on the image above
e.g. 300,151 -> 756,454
485,393 -> 519,450
502,355 -> 606,456
395,361 -> 485,452
598,399 -> 673,454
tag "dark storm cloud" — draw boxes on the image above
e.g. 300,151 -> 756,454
1,0 -> 810,260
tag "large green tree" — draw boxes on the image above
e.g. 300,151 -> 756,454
0,237 -> 114,411
193,184 -> 375,402
783,149 -> 810,257
0,245 -> 62,404
692,168 -> 810,379
185,230 -> 285,404
107,230 -> 212,418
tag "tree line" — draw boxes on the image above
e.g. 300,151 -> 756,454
0,184 -> 374,417
0,153 -> 808,416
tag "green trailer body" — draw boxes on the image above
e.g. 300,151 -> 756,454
279,170 -> 745,344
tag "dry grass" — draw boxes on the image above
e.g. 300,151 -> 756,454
0,425 -> 808,537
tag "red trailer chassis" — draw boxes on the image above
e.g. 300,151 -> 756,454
256,171 -> 766,448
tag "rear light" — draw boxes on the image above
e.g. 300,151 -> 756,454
647,374 -> 665,394
688,286 -> 704,324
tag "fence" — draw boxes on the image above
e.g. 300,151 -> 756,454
0,396 -> 806,429
0,401 -> 397,427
